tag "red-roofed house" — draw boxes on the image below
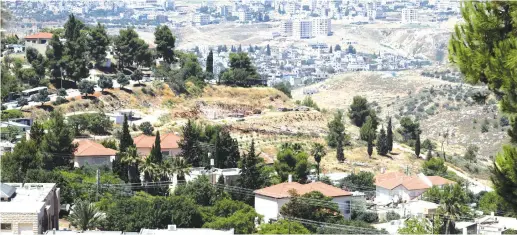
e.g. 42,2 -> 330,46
24,32 -> 53,45
254,181 -> 355,222
73,139 -> 117,168
374,172 -> 455,204
133,133 -> 182,158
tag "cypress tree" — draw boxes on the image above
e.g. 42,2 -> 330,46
149,131 -> 162,163
336,131 -> 345,162
415,133 -> 421,158
206,49 -> 214,74
367,138 -> 373,158
238,140 -> 266,205
387,117 -> 393,152
119,115 -> 134,153
178,119 -> 202,167
427,149 -> 433,160
266,44 -> 271,56
376,127 -> 388,156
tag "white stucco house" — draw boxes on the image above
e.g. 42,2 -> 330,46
374,172 -> 454,204
73,139 -> 117,168
254,181 -> 354,223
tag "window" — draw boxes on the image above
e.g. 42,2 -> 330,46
93,157 -> 107,164
1,223 -> 12,230
344,201 -> 351,214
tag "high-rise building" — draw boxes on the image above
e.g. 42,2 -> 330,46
281,19 -> 293,37
238,10 -> 252,22
293,19 -> 313,39
312,18 -> 331,36
164,0 -> 174,10
192,14 -> 210,25
220,5 -> 232,16
401,8 -> 418,23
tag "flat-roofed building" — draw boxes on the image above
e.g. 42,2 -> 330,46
0,183 -> 60,235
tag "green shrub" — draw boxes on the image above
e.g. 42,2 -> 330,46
1,109 -> 23,121
352,210 -> 378,223
386,211 -> 401,221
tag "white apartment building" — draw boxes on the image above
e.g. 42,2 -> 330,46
293,19 -> 313,39
0,183 -> 60,235
312,18 -> 331,36
401,8 -> 418,23
280,20 -> 293,37
192,14 -> 210,26
238,10 -> 252,22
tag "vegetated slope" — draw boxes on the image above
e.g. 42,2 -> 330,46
292,71 -> 507,173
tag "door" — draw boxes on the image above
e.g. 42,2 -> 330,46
18,223 -> 33,235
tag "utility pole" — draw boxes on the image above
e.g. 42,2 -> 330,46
96,169 -> 100,202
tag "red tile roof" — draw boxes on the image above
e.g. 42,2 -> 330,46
25,32 -> 53,39
254,182 -> 352,199
74,139 -> 117,157
375,172 -> 454,190
133,133 -> 181,149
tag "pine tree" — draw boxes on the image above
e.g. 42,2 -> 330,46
119,115 -> 134,153
29,121 -> 45,145
154,25 -> 176,64
89,23 -> 109,67
41,111 -> 76,169
206,50 -> 214,74
149,131 -> 162,163
415,133 -> 421,158
387,117 -> 393,152
376,127 -> 389,156
45,34 -> 64,80
62,14 -> 89,83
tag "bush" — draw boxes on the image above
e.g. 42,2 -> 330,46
100,139 -> 118,150
139,121 -> 154,135
68,113 -> 113,135
352,210 -> 378,223
1,109 -> 23,121
52,96 -> 68,105
386,211 -> 401,221
481,123 -> 489,133
500,116 -> 510,127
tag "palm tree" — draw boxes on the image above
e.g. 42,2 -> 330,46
311,143 -> 326,181
172,157 -> 191,181
121,146 -> 141,183
140,156 -> 159,185
68,200 -> 103,231
424,184 -> 470,234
